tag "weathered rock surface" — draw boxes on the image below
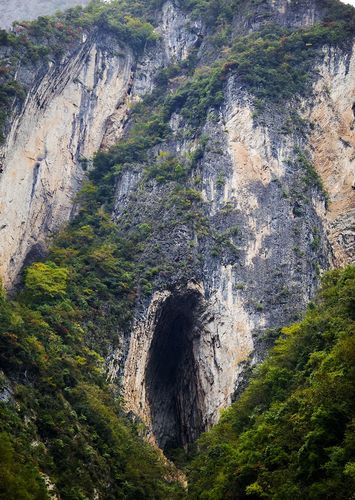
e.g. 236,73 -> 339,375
0,34 -> 134,286
121,73 -> 343,445
120,40 -> 355,448
0,1 -> 205,287
305,46 -> 355,265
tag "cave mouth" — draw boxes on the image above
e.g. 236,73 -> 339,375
145,289 -> 205,454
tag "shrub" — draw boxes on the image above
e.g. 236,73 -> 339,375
25,262 -> 69,300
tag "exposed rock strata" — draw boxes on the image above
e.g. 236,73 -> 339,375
0,1 -> 203,287
0,36 -> 134,286
121,79 -> 335,440
120,43 -> 354,444
305,46 -> 355,265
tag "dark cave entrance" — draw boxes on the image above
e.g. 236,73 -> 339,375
145,290 -> 205,454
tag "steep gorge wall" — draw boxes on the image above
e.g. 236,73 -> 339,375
305,46 -> 355,265
0,1 -> 202,287
0,0 -> 354,452
121,38 -> 355,447
0,34 -> 134,286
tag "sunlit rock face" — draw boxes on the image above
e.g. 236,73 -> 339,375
0,1 -> 203,287
0,0 -> 90,29
0,34 -> 134,286
119,42 -> 355,447
123,276 -> 256,452
304,46 -> 355,266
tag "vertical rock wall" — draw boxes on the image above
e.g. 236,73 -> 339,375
0,36 -> 134,286
121,44 -> 355,444
305,46 -> 355,265
0,1 -> 203,287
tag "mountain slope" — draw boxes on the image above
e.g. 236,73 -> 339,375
0,265 -> 184,498
187,265 -> 355,499
0,0 -> 354,498
0,0 -> 90,29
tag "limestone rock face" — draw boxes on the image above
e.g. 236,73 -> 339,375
0,35 -> 134,286
159,0 -> 203,61
0,1 -> 203,287
120,42 -> 355,448
305,47 -> 355,266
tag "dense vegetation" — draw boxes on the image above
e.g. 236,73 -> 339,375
188,266 -> 355,499
0,264 -> 184,499
2,263 -> 352,499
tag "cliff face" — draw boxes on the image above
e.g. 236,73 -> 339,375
0,35 -> 133,285
121,44 -> 355,449
306,47 -> 355,265
0,1 -> 201,287
0,0 -> 354,454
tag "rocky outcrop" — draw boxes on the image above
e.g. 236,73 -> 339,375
121,77 -> 335,443
0,1 -> 204,287
119,41 -> 354,448
305,46 -> 355,266
159,1 -> 203,61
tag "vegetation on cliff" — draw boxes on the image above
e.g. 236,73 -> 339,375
0,266 -> 184,499
1,0 -> 354,141
188,266 -> 355,499
0,0 -> 354,498
0,0 -> 161,142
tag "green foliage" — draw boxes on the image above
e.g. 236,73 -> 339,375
146,152 -> 188,183
164,65 -> 224,129
0,264 -> 183,498
220,18 -> 355,105
91,111 -> 170,207
0,432 -> 48,500
25,262 -> 69,301
75,1 -> 158,51
188,266 -> 355,499
179,0 -> 238,27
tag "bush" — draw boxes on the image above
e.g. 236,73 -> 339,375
25,262 -> 69,301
